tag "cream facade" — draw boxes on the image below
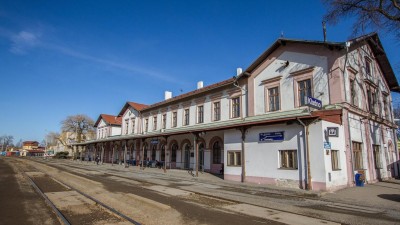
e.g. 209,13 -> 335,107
75,33 -> 399,191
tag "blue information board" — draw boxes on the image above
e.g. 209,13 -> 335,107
306,96 -> 322,109
259,131 -> 284,142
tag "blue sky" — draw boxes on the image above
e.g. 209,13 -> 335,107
0,0 -> 399,144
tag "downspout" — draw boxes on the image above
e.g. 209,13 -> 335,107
346,115 -> 355,185
392,128 -> 399,177
343,41 -> 356,185
240,127 -> 247,183
297,118 -> 311,190
343,41 -> 351,102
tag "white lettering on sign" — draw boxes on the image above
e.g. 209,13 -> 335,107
307,96 -> 322,109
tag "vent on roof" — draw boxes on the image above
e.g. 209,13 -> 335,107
197,81 -> 203,89
237,68 -> 242,76
165,91 -> 172,100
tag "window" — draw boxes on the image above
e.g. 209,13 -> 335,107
350,79 -> 356,106
172,111 -> 177,127
162,114 -> 167,129
184,109 -> 190,126
298,79 -> 312,106
268,87 -> 280,111
212,141 -> 222,164
367,87 -> 376,114
365,57 -> 372,76
131,118 -> 135,134
383,95 -> 388,120
213,101 -> 221,121
373,145 -> 382,169
372,91 -> 377,114
145,119 -> 149,132
171,144 -> 178,162
231,97 -> 240,118
153,116 -> 157,130
331,150 -> 340,170
352,142 -> 363,170
125,119 -> 129,134
197,105 -> 204,123
280,150 -> 297,169
227,151 -> 241,166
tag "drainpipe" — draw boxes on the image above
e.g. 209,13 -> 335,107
342,41 -> 351,102
240,127 -> 248,183
346,113 -> 355,185
194,133 -> 199,177
392,128 -> 399,177
101,143 -> 104,164
124,141 -> 128,168
297,118 -> 311,190
111,143 -> 115,166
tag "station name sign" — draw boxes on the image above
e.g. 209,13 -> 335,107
259,131 -> 284,142
306,96 -> 322,109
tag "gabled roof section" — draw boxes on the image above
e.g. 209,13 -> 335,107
348,32 -> 399,92
94,114 -> 122,127
241,38 -> 345,77
23,141 -> 39,145
239,32 -> 398,92
118,101 -> 148,116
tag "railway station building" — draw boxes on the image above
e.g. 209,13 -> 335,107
74,33 -> 399,191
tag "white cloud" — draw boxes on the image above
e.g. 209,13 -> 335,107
10,31 -> 41,54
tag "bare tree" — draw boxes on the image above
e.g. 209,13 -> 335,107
0,135 -> 14,151
61,114 -> 95,144
15,139 -> 23,148
323,0 -> 400,40
45,132 -> 60,146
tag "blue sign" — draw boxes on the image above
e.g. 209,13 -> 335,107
259,131 -> 284,142
324,142 -> 331,149
306,96 -> 322,109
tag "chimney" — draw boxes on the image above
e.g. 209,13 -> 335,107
237,68 -> 243,76
164,91 -> 172,100
197,81 -> 203,89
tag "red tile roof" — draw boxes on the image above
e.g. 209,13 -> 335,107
128,102 -> 148,110
141,78 -> 235,111
22,141 -> 39,146
118,101 -> 148,116
94,114 -> 122,127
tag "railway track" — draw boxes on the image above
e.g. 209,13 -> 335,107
23,168 -> 141,225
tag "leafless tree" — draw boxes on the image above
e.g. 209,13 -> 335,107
323,0 -> 400,40
0,135 -> 14,151
61,114 -> 95,144
45,131 -> 60,146
15,139 -> 23,148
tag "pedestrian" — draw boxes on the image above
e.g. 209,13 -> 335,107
95,155 -> 100,165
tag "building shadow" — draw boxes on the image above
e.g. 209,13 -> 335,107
377,194 -> 400,202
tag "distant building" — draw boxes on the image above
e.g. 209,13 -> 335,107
22,141 -> 39,150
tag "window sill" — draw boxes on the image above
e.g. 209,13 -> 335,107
227,165 -> 241,167
332,169 -> 341,171
278,168 -> 298,170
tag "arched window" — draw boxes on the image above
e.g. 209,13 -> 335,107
161,145 -> 165,161
143,143 -> 148,160
151,145 -> 156,160
171,144 -> 178,162
213,141 -> 221,164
